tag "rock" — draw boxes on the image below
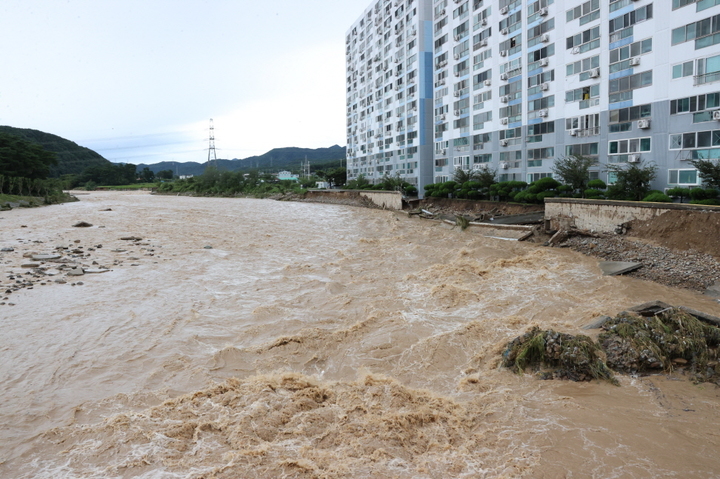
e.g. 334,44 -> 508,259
66,267 -> 85,276
84,269 -> 111,274
0,247 -> 14,252
120,236 -> 141,241
31,254 -> 62,261
100,208 -> 113,211
204,245 -> 213,249
73,221 -> 93,227
21,263 -> 41,268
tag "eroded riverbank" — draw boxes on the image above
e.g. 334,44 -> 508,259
1,191 -> 719,478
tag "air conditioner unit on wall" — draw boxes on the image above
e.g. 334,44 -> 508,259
628,154 -> 640,163
637,119 -> 651,129
500,6 -> 509,14
570,129 -> 578,136
541,34 -> 549,43
500,73 -> 508,80
484,79 -> 491,86
629,57 -> 641,66
539,7 -> 548,16
713,110 -> 720,120
501,96 -> 509,103
500,139 -> 508,146
500,161 -> 509,169
501,28 -> 509,35
501,118 -> 508,124
539,58 -> 549,67
590,68 -> 600,78
541,82 -> 549,91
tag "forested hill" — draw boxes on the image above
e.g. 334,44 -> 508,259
0,126 -> 110,177
137,145 -> 347,176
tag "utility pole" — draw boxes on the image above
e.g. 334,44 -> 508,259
207,118 -> 217,166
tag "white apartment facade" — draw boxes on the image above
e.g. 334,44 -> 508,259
346,0 -> 720,196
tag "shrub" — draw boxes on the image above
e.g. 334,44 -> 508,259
84,180 -> 97,191
666,187 -> 690,202
642,192 -> 672,202
691,199 -> 720,205
534,177 -> 561,191
536,191 -> 557,200
404,185 -> 417,196
587,179 -> 607,190
690,187 -> 709,200
584,188 -> 604,198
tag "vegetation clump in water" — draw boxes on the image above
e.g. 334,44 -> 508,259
502,308 -> 720,385
599,309 -> 720,384
501,327 -> 618,385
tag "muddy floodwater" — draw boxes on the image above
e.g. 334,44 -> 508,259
1,191 -> 719,478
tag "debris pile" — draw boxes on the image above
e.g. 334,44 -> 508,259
502,304 -> 720,385
502,327 -> 617,384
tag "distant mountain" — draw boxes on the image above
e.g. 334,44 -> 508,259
136,145 -> 347,176
0,126 -> 111,177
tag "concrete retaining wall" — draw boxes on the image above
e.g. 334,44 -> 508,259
305,190 -> 403,210
545,198 -> 720,233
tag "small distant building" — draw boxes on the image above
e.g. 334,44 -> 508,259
315,181 -> 330,189
277,171 -> 299,182
179,175 -> 193,180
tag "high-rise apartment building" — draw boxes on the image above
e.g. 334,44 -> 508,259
346,0 -> 720,196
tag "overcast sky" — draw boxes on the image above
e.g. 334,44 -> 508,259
0,0 -> 370,165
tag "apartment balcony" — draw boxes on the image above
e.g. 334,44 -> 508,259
695,71 -> 720,86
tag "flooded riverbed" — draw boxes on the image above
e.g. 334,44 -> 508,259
1,191 -> 719,478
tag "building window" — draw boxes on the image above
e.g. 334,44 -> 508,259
608,70 -> 653,103
672,12 -> 720,49
608,137 -> 651,154
669,169 -> 699,185
609,38 -> 652,73
566,26 -> 600,53
566,0 -> 600,25
609,4 -> 653,34
670,92 -> 720,114
566,142 -> 598,157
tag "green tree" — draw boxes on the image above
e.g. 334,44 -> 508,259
139,167 -> 155,182
325,167 -> 347,187
0,132 -> 57,179
346,174 -> 371,189
550,154 -> 598,195
689,159 -> 720,189
156,169 -> 174,180
606,161 -> 658,201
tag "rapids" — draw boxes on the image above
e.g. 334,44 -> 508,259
0,191 -> 719,478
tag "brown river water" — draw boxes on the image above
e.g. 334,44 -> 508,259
1,191 -> 719,478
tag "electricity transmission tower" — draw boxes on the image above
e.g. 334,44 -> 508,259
207,118 -> 218,166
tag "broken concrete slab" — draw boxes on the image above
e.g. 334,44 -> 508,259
625,300 -> 673,317
581,315 -> 612,330
599,261 -> 642,276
